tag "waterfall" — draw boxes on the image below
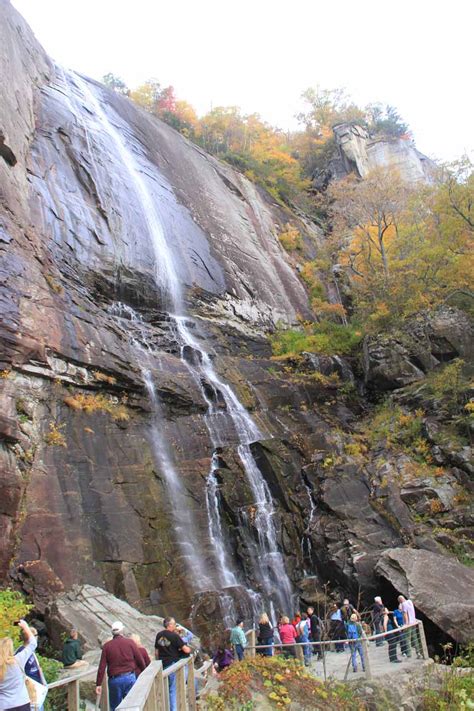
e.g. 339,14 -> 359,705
206,453 -> 238,589
143,370 -> 214,591
68,72 -> 294,615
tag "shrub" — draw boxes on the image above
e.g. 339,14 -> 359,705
201,656 -> 367,710
63,392 -> 130,422
270,321 -> 362,357
279,224 -> 302,251
0,589 -> 32,641
44,422 -> 67,447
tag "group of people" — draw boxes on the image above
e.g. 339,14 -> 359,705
0,594 -> 423,711
215,593 -> 422,676
95,617 -> 194,711
0,616 -> 194,711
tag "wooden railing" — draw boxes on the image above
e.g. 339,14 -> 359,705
48,622 -> 428,708
47,664 -> 108,710
115,657 -> 196,711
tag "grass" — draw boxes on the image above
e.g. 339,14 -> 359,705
270,321 -> 362,358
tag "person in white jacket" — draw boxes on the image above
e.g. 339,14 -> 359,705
0,619 -> 38,711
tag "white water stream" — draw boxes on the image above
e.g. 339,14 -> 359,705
67,72 -> 293,615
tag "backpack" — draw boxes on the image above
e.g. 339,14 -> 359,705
346,622 -> 362,640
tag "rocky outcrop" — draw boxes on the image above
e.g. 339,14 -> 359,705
376,548 -> 474,643
332,123 -> 435,183
46,584 -> 172,651
363,307 -> 473,391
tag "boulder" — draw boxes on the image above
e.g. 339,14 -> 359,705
45,584 -> 200,652
375,548 -> 474,643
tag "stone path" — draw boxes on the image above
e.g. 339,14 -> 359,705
306,642 -> 427,681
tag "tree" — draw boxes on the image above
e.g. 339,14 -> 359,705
297,87 -> 366,133
102,73 -> 129,96
326,161 -> 473,328
129,78 -> 161,112
366,104 -> 409,138
329,167 -> 410,283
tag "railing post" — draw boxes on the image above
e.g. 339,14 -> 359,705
176,665 -> 187,711
245,629 -> 256,658
295,643 -> 304,665
67,679 -> 80,711
99,673 -> 110,711
418,621 -> 429,659
361,637 -> 372,680
154,666 -> 165,711
187,657 -> 197,711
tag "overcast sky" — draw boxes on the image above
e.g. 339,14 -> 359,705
12,0 -> 473,162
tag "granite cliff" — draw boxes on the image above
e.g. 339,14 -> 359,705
0,0 -> 472,648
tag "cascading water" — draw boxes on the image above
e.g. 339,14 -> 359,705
67,71 -> 294,617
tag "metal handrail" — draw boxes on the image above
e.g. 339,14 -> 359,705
246,620 -> 423,649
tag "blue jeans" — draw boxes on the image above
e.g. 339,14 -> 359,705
300,637 -> 311,665
258,636 -> 274,656
108,672 -> 136,711
235,643 -> 245,661
167,671 -> 177,711
350,642 -> 365,671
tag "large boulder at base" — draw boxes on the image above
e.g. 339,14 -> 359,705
45,584 -> 197,652
375,548 -> 474,643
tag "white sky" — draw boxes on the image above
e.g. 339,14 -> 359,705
12,0 -> 474,162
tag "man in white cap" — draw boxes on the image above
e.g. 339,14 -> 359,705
96,621 -> 145,711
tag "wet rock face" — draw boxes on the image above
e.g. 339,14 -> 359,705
1,0 -> 473,647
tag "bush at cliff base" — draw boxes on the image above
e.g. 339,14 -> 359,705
200,655 -> 367,710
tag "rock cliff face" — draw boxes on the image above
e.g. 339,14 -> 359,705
0,0 -> 472,647
331,123 -> 435,183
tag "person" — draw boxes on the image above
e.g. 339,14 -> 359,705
96,621 -> 145,711
345,613 -> 366,673
291,612 -> 302,630
296,614 -> 311,667
62,629 -> 88,669
307,607 -> 322,659
398,595 -> 422,659
383,608 -> 401,663
257,613 -> 274,656
393,606 -> 409,657
329,604 -> 345,652
212,645 -> 234,673
372,596 -> 385,646
340,599 -> 358,623
0,618 -> 38,711
155,617 -> 192,711
129,634 -> 151,677
278,616 -> 297,658
229,620 -> 247,662
16,627 -> 45,685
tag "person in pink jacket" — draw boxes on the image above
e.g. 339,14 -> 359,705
278,616 -> 297,659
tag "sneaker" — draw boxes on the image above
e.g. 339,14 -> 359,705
391,659 -> 402,663
352,668 -> 357,673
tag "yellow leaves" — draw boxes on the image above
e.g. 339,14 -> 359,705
63,392 -> 130,422
44,422 -> 67,447
279,224 -> 302,251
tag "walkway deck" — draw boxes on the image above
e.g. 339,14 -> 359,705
307,642 -> 427,680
